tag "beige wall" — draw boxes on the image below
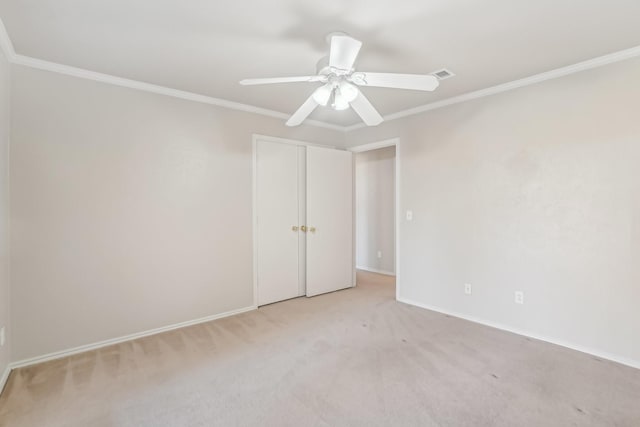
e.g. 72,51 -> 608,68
355,146 -> 395,273
0,50 -> 10,375
346,57 -> 640,366
9,65 -> 344,361
7,53 -> 640,367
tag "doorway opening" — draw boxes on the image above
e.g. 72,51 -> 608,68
352,139 -> 399,297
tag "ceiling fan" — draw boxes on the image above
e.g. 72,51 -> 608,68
240,33 -> 440,127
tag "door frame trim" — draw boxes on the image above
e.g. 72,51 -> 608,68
252,134 -> 338,307
348,138 -> 401,301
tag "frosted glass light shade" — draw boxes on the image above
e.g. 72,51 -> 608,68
332,90 -> 350,110
338,81 -> 359,102
312,84 -> 333,106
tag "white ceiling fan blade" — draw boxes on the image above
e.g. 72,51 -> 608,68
240,76 -> 324,85
354,72 -> 439,91
286,95 -> 319,127
350,92 -> 383,126
329,35 -> 362,71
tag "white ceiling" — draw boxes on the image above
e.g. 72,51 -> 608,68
1,0 -> 639,126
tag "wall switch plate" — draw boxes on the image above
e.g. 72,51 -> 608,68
464,283 -> 472,295
377,250 -> 382,259
515,291 -> 524,304
406,210 -> 413,221
0,326 -> 4,346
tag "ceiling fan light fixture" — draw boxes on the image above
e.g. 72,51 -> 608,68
312,84 -> 333,106
338,81 -> 358,102
332,90 -> 350,111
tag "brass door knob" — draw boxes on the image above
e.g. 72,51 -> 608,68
300,225 -> 307,232
309,227 -> 316,233
292,226 -> 299,232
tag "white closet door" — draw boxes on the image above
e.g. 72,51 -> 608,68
306,146 -> 353,297
256,140 -> 300,305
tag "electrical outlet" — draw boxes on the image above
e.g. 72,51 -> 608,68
515,291 -> 524,305
464,283 -> 472,295
0,326 -> 4,346
377,250 -> 382,259
406,210 -> 413,221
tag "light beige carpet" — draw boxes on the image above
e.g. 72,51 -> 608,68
1,271 -> 639,426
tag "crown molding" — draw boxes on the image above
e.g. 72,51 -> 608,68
0,13 -> 344,132
11,54 -> 346,132
0,16 -> 16,61
2,15 -> 640,133
345,44 -> 640,132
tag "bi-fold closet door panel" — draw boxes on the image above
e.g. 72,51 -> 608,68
256,140 -> 353,306
256,140 -> 302,306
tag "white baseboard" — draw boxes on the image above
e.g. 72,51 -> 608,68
0,364 -> 10,394
10,305 -> 257,370
397,297 -> 640,370
356,266 -> 396,276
